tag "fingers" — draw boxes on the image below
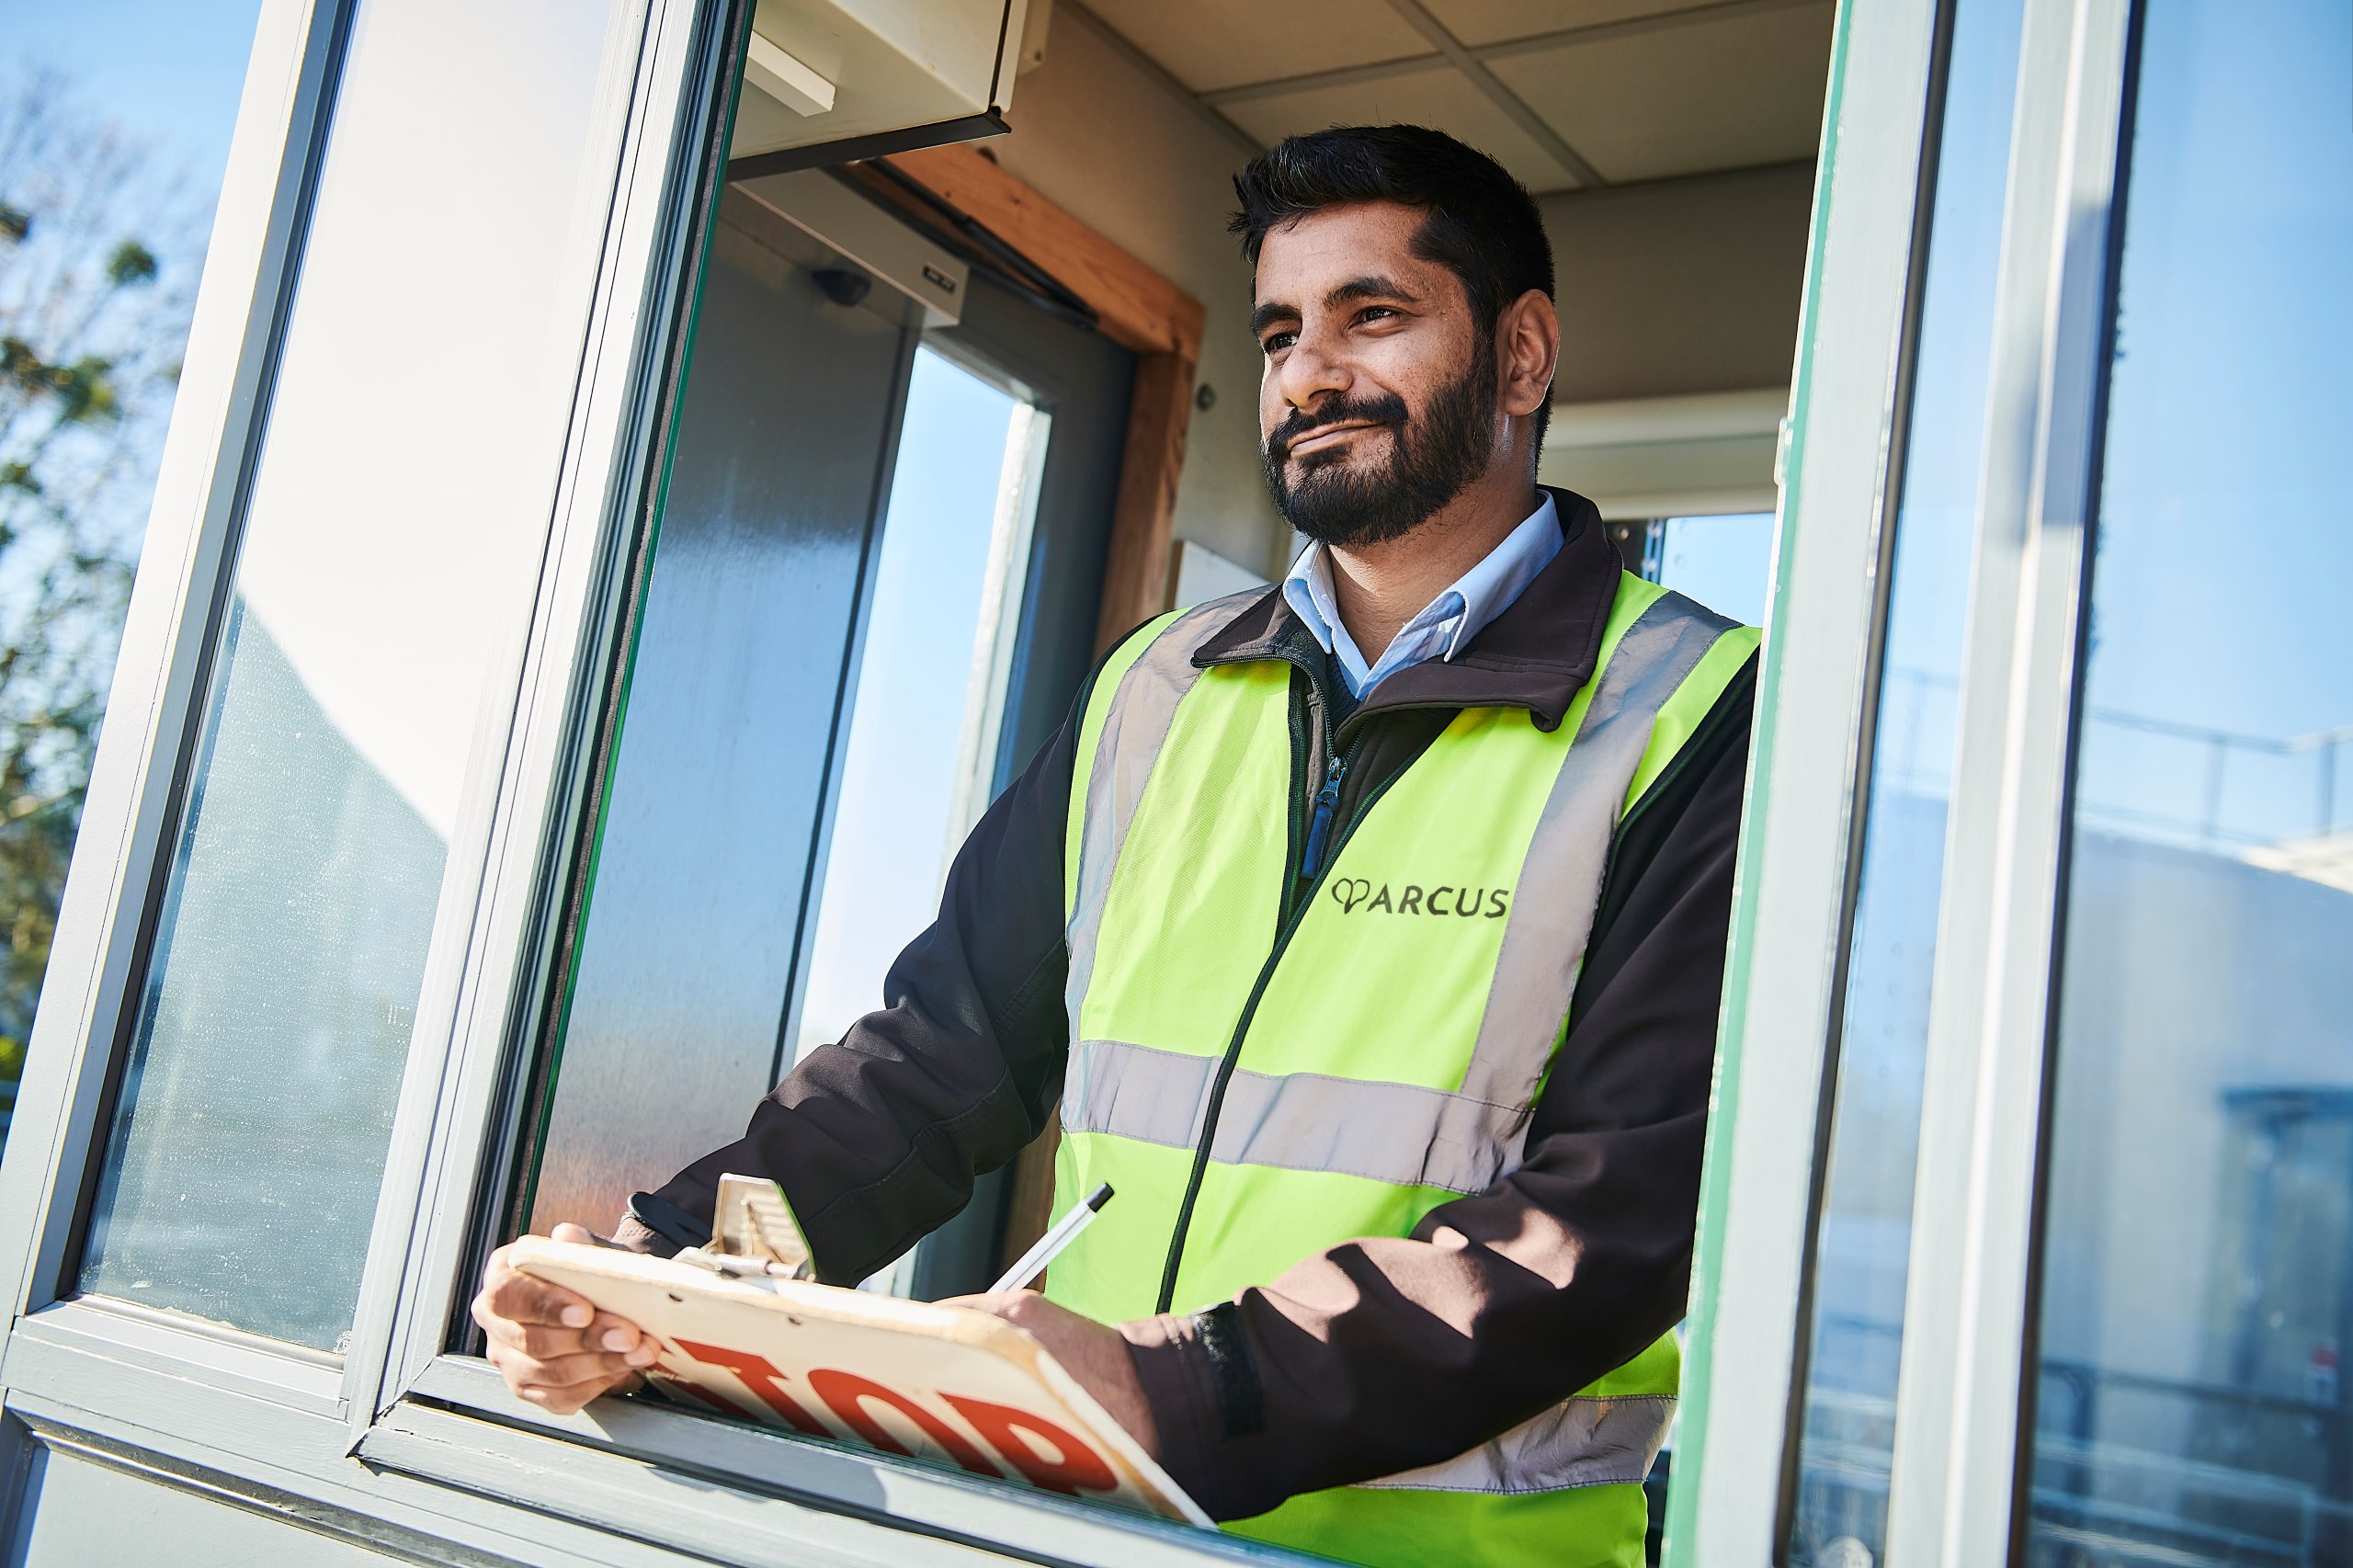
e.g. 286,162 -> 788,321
473,1234 -> 656,1413
939,1290 -> 1029,1310
476,1250 -> 597,1331
473,1308 -> 649,1360
480,1321 -> 655,1409
505,1363 -> 645,1416
940,1291 -> 1051,1330
492,1345 -> 642,1391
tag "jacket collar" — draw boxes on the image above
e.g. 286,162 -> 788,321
1192,487 -> 1620,733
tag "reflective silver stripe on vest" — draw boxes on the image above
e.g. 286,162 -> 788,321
1458,593 -> 1738,1142
1356,1393 -> 1675,1494
1063,592 -> 1266,1033
1062,1038 -> 1521,1194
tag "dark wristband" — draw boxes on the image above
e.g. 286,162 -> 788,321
1193,1301 -> 1266,1438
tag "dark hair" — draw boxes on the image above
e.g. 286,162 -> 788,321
1231,122 -> 1553,368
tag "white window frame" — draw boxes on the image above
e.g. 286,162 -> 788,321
1665,0 -> 2143,1562
1883,0 -> 2136,1560
1665,0 -> 1951,1556
0,0 -> 723,1455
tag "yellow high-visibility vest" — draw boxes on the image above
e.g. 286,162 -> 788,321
1046,571 -> 1757,1568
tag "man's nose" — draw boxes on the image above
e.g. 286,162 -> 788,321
1274,327 -> 1349,414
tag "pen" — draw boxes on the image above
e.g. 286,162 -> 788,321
988,1183 -> 1113,1295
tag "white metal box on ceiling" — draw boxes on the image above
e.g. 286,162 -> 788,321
732,0 -> 1035,163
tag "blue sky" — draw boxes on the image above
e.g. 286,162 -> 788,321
1859,0 -> 2351,846
2086,0 -> 2352,739
2072,0 -> 2352,845
4,0 -> 261,187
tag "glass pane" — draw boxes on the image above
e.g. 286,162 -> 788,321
1785,0 -> 2027,1559
524,194 -> 928,1244
1654,512 -> 1774,627
74,0 -> 613,1350
790,347 -> 1039,1294
2023,3 -> 2353,1562
0,4 -> 264,1153
791,348 -> 1034,1068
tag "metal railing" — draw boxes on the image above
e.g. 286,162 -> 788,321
1875,667 -> 2353,852
1789,1336 -> 2351,1567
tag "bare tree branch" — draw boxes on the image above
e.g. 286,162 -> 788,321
0,63 -> 215,1089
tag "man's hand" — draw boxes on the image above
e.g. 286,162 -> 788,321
472,1222 -> 659,1415
942,1291 -> 1159,1458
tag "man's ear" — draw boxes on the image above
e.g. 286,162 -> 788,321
1496,290 -> 1560,421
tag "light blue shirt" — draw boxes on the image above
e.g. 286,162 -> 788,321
1282,493 -> 1563,699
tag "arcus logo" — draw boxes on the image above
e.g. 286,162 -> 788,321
1327,879 -> 1508,918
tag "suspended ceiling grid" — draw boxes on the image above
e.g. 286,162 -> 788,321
1068,0 -> 1836,194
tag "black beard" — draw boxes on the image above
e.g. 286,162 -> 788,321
1261,343 -> 1497,548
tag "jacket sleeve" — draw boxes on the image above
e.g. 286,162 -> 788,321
622,703 -> 1080,1284
1121,662 -> 1756,1520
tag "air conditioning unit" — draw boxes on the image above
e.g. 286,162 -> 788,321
731,0 -> 1040,166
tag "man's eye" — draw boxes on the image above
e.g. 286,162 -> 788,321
1357,306 -> 1399,324
1262,331 -> 1297,355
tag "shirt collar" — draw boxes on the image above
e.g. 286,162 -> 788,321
1281,492 -> 1563,695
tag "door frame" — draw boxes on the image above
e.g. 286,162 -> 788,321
864,142 -> 1208,1266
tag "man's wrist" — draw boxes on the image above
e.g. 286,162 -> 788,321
609,1212 -> 671,1256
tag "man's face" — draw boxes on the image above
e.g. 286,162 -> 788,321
1252,201 -> 1496,548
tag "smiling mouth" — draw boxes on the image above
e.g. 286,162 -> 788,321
1286,421 -> 1388,460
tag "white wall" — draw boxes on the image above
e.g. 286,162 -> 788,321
1540,162 -> 1813,404
986,8 -> 1290,581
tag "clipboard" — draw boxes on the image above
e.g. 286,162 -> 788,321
509,1199 -> 1208,1525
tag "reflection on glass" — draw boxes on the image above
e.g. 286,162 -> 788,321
791,347 -> 1040,1293
2023,3 -> 2353,1562
793,348 -> 1037,1062
75,0 -> 611,1350
1786,0 -> 2026,1559
1654,512 -> 1774,627
0,3 -> 264,1153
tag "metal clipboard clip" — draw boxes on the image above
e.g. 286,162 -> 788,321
689,1173 -> 816,1283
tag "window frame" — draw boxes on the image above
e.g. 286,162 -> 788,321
351,8 -> 1305,1550
0,0 -> 364,1395
1664,0 -> 1953,1558
2,0 -> 776,1515
1666,0 -> 2145,1563
1881,0 -> 2139,1560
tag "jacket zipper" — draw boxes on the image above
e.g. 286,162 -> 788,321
1153,671 -> 1394,1313
1299,752 -> 1348,881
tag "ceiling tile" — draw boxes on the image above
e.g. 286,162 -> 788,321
1221,66 -> 1584,193
1423,0 -> 1709,50
1488,3 -> 1833,182
1081,0 -> 1434,95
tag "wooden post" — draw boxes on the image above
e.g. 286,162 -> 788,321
1094,351 -> 1196,650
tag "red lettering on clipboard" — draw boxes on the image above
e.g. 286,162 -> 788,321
671,1338 -> 830,1436
805,1368 -> 1004,1478
939,1394 -> 1118,1496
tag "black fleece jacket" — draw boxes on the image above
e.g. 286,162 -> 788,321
628,489 -> 1756,1520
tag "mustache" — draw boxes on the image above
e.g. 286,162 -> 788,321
1265,392 -> 1410,463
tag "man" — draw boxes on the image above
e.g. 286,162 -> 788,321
475,124 -> 1757,1568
